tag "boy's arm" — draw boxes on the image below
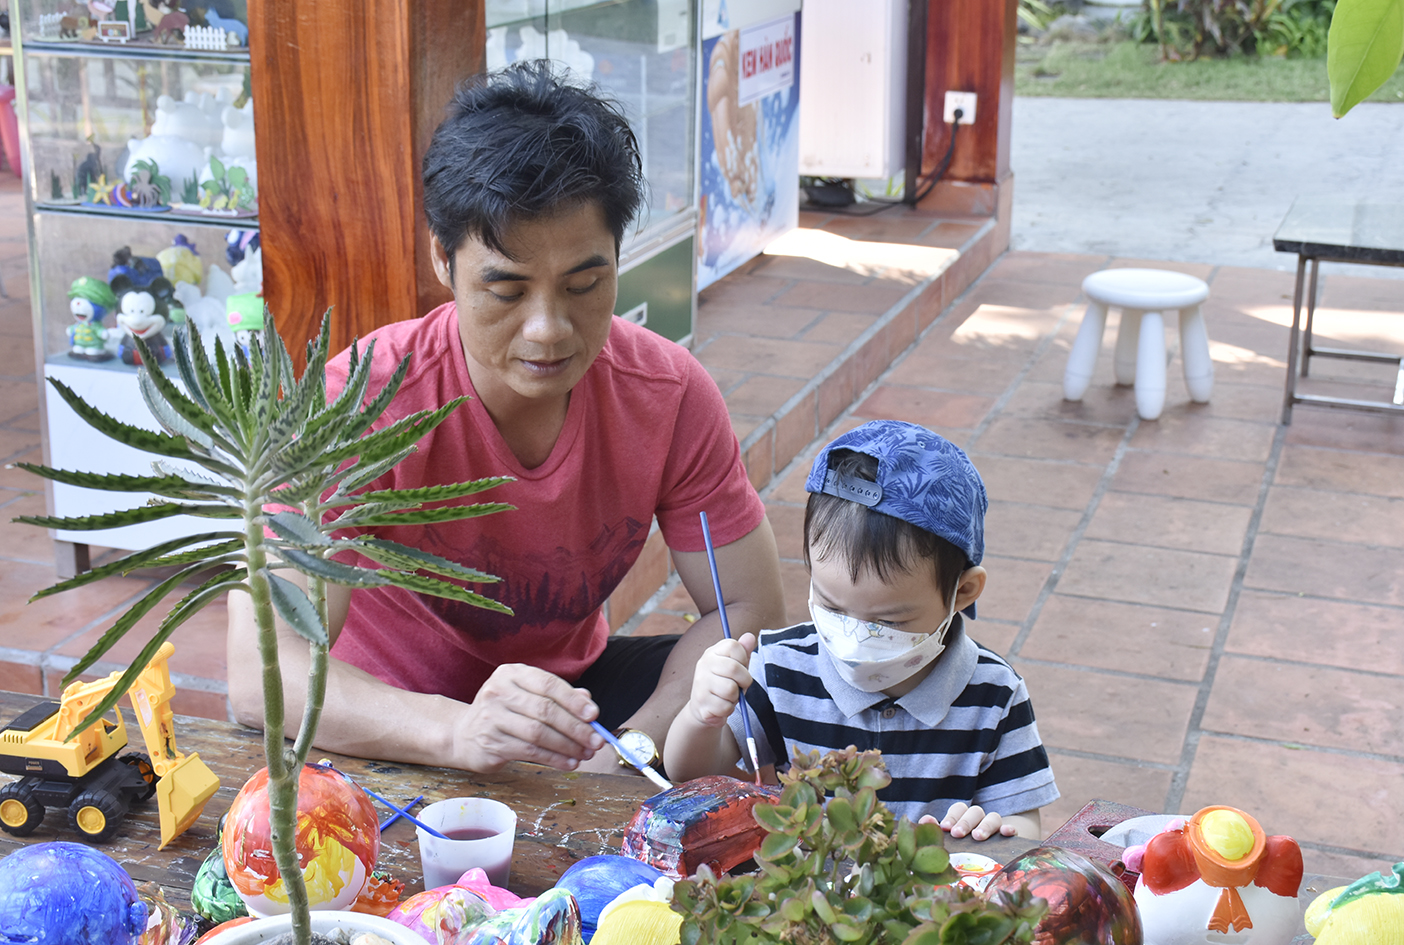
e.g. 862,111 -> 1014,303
665,702 -> 743,782
663,634 -> 756,781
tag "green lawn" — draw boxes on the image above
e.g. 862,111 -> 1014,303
1016,40 -> 1404,102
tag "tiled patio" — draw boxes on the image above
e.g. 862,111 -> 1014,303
1,171 -> 1401,879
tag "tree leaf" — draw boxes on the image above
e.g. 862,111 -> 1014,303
266,571 -> 328,645
267,510 -> 333,546
375,571 -> 513,614
341,501 -> 515,529
1328,0 -> 1404,117
26,532 -> 240,600
46,377 -> 196,460
347,538 -> 500,582
277,547 -> 392,588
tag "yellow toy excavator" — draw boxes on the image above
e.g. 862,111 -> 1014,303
0,641 -> 219,848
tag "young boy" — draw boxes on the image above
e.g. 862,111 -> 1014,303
665,420 -> 1059,841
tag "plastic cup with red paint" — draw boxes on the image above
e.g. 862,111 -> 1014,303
416,797 -> 518,890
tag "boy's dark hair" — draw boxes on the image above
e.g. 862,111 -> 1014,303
804,450 -> 967,607
422,60 -> 645,266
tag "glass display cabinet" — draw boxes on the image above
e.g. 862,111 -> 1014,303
14,1 -> 258,567
486,0 -> 697,343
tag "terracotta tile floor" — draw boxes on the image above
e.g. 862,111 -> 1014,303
2,172 -> 1402,876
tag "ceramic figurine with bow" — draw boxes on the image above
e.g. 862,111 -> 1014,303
1130,806 -> 1302,945
66,275 -> 118,361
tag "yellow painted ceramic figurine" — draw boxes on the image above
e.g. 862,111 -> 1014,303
1304,862 -> 1404,945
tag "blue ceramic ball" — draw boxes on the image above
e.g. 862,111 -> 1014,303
0,842 -> 149,944
556,854 -> 664,940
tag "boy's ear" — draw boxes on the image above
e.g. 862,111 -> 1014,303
953,566 -> 987,613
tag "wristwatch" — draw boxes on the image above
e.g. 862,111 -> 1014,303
612,728 -> 660,771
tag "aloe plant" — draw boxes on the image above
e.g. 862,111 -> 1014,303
672,748 -> 1047,945
15,315 -> 514,945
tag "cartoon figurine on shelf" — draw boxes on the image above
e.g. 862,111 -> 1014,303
75,135 -> 104,193
126,158 -> 172,209
158,234 -> 203,287
108,245 -> 166,288
1129,806 -> 1302,945
112,275 -> 176,366
66,275 -> 118,361
1304,862 -> 1404,945
226,292 -> 263,352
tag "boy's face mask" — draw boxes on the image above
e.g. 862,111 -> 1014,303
809,584 -> 959,693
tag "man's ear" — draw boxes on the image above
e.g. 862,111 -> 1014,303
429,235 -> 455,292
953,566 -> 987,613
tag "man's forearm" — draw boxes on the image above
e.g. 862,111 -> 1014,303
228,592 -> 462,768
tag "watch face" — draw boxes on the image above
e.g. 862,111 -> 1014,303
616,730 -> 657,765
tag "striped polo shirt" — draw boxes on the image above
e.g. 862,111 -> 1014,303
725,619 -> 1060,824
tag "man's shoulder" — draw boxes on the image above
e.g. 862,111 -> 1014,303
596,317 -> 703,385
326,303 -> 457,395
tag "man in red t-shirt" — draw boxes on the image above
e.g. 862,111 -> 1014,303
226,62 -> 786,777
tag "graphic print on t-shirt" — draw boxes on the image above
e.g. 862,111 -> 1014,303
416,516 -> 651,639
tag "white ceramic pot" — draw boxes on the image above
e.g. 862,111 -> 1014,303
201,911 -> 425,945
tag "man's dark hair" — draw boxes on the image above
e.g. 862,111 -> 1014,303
423,60 -> 645,265
804,450 -> 966,607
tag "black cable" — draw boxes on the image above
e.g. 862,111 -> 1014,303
802,109 -> 963,216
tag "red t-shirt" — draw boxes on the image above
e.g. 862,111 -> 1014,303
323,303 -> 766,703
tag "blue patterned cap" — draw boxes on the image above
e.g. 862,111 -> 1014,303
805,420 -> 988,571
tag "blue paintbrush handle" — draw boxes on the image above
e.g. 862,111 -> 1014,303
590,721 -> 672,790
700,511 -> 764,783
363,786 -> 448,839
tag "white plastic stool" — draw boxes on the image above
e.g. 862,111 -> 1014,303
1063,268 -> 1213,421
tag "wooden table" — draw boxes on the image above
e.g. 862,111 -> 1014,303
0,691 -> 1347,944
0,690 -> 659,909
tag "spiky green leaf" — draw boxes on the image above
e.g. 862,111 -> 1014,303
344,538 -> 501,582
27,532 -> 241,600
376,571 -> 513,614
340,501 -> 515,529
266,571 -> 328,645
64,561 -> 214,678
1329,0 -> 1404,117
277,547 -> 392,587
295,399 -> 464,479
14,464 -> 199,495
138,369 -> 216,450
170,323 -> 209,411
15,503 -> 208,531
359,476 -> 514,506
267,510 -> 333,546
328,445 -> 418,499
65,568 -> 245,739
140,543 -> 245,571
46,377 -> 197,460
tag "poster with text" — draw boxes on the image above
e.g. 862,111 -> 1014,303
697,12 -> 801,290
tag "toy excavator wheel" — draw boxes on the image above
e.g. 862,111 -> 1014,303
121,751 -> 158,801
68,789 -> 123,842
0,782 -> 43,836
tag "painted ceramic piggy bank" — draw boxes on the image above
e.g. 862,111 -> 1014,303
0,842 -> 148,944
149,92 -> 224,150
122,134 -> 209,192
1303,862 -> 1404,945
619,775 -> 779,878
1134,806 -> 1302,945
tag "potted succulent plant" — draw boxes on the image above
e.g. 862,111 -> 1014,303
16,316 -> 513,945
672,747 -> 1049,945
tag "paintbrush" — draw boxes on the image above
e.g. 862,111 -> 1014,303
699,510 -> 764,785
591,721 -> 673,791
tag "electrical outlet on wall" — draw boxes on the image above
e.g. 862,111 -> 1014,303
943,91 -> 977,125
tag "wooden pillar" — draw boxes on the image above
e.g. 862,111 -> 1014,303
248,0 -> 485,365
916,0 -> 1018,219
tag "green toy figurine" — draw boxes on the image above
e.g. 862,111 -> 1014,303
226,292 -> 264,353
66,276 -> 119,361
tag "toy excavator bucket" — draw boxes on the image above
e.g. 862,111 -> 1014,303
156,751 -> 219,850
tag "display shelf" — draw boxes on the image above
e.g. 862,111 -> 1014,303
15,0 -> 249,56
18,44 -> 256,219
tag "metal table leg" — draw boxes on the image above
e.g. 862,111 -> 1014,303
1282,254 -> 1308,424
1300,257 -> 1320,378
